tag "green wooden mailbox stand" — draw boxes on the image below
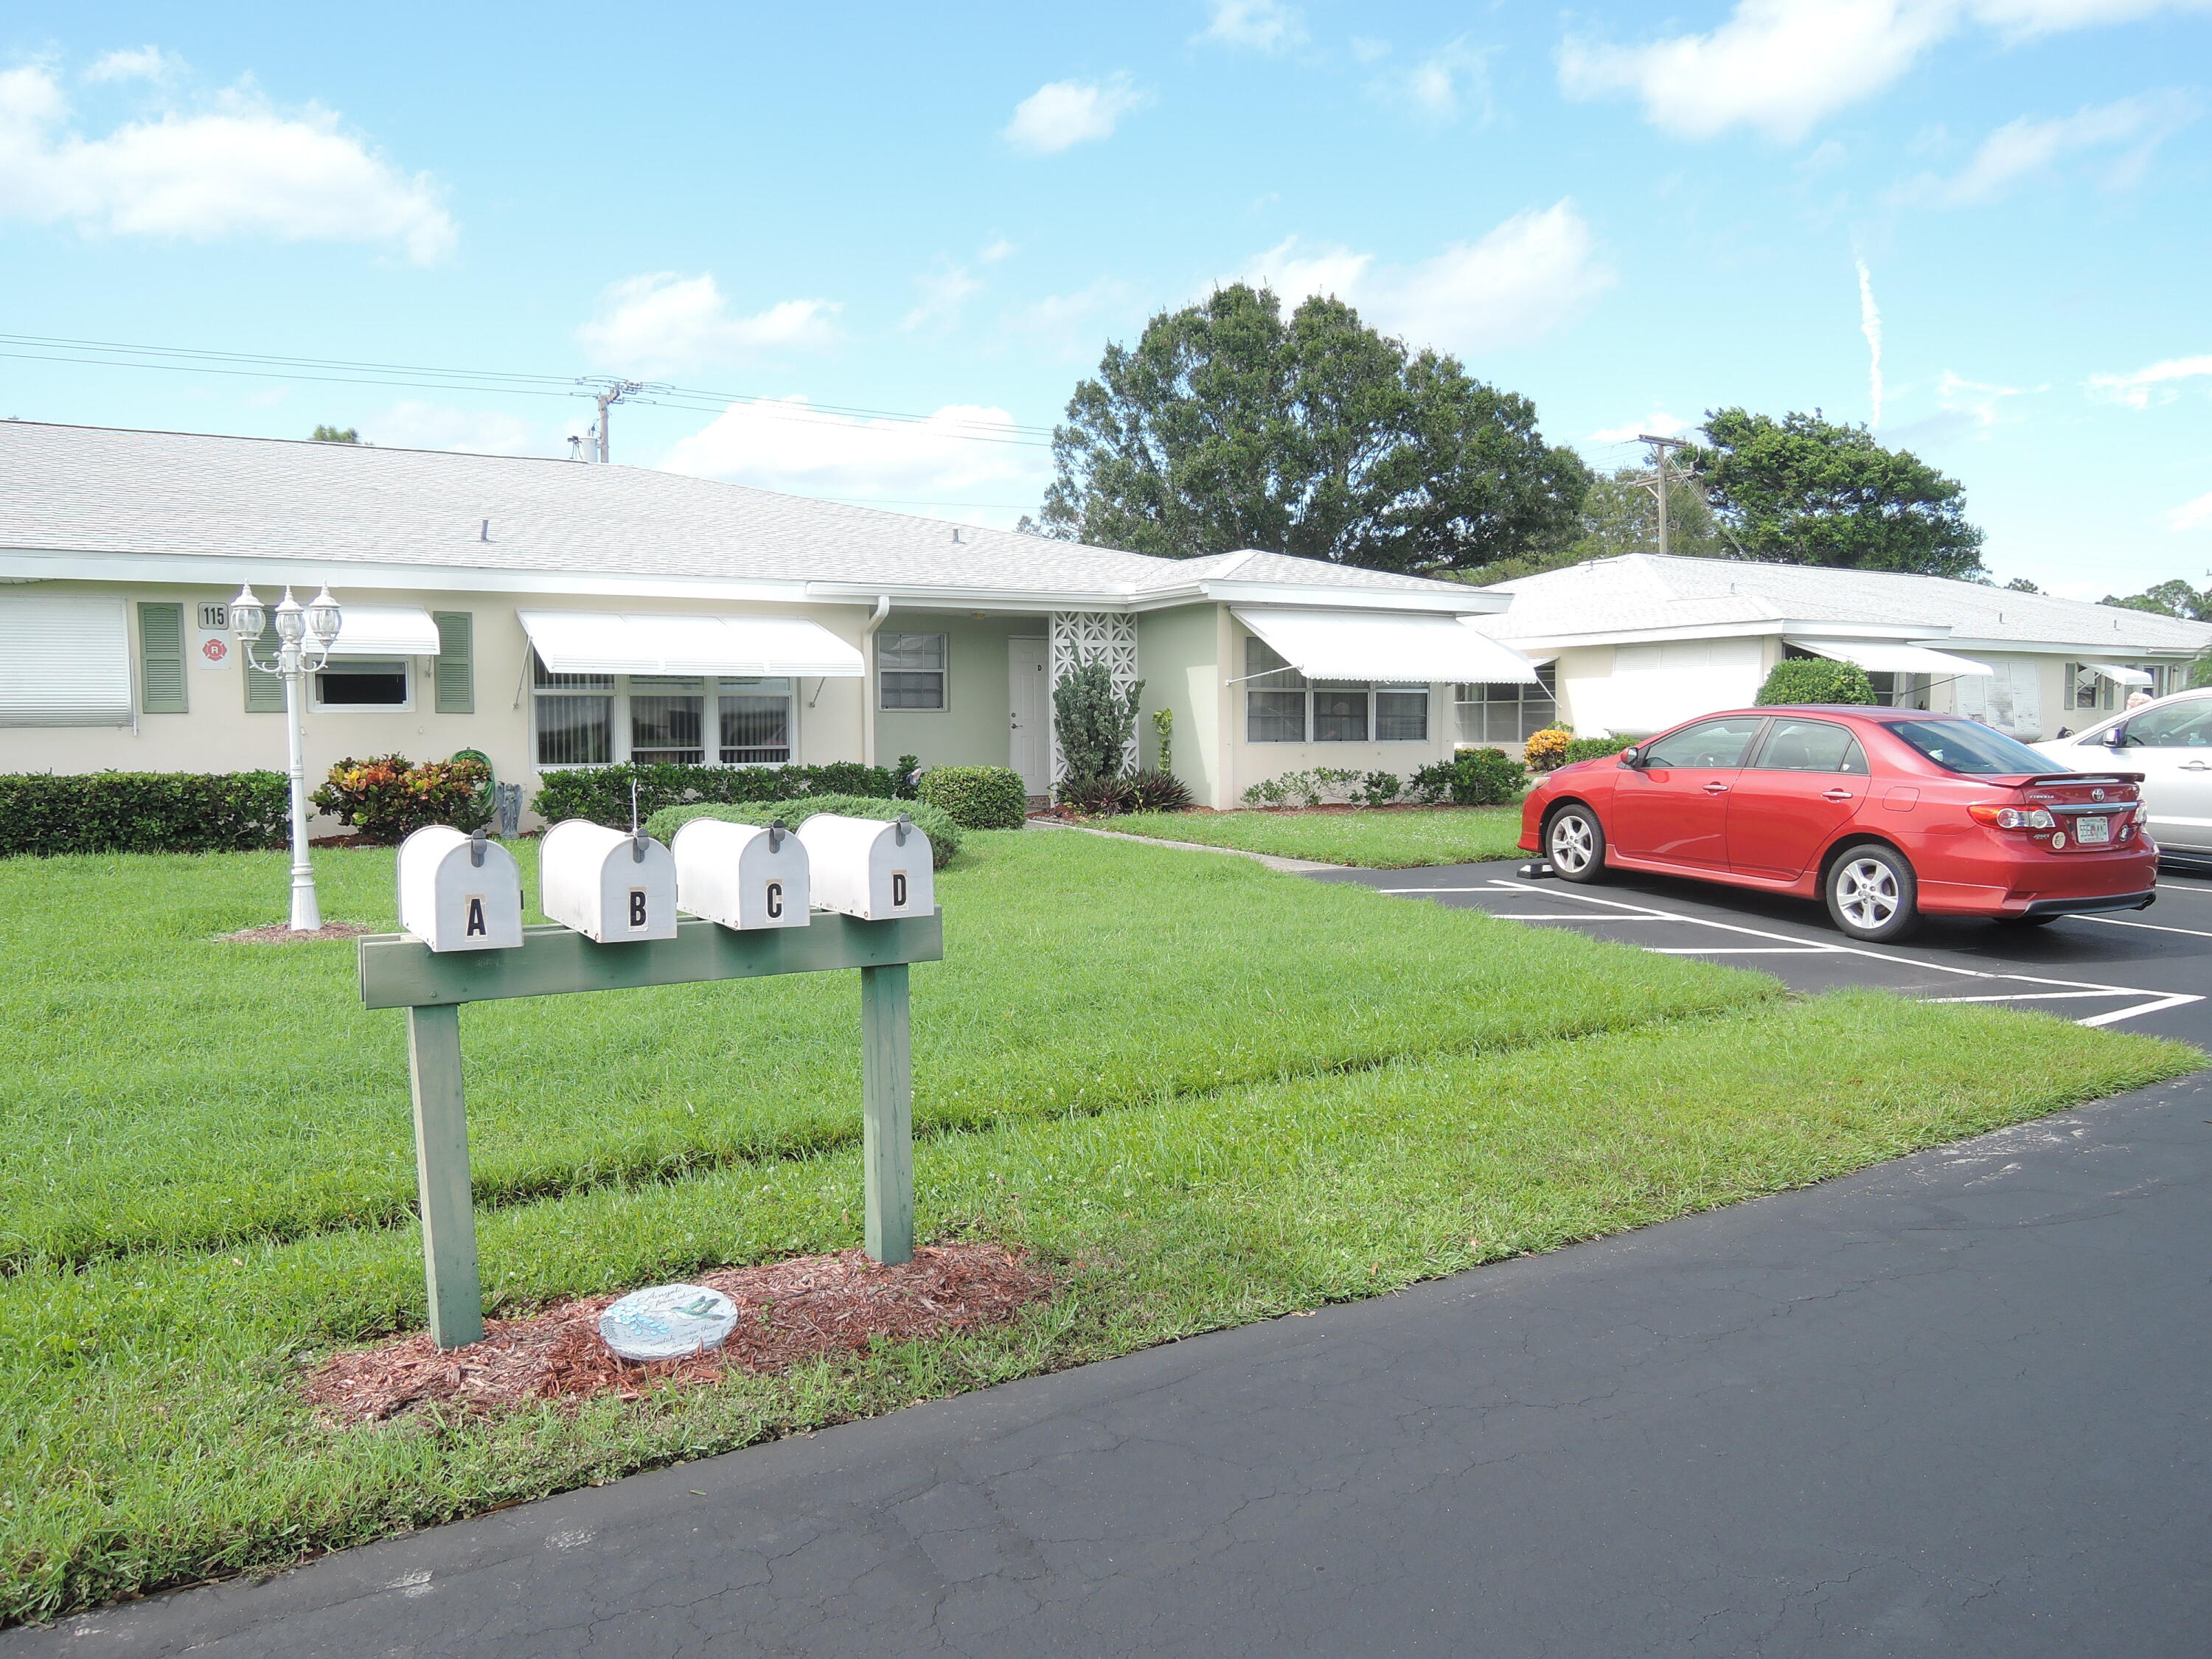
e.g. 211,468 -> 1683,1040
359,911 -> 943,1350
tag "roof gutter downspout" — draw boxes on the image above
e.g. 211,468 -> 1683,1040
860,594 -> 891,769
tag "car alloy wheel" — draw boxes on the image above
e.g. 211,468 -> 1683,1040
1825,845 -> 1919,942
1545,807 -> 1606,883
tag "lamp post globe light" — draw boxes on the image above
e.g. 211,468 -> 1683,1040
231,582 -> 343,931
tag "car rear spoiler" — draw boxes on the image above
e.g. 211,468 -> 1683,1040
2018,772 -> 2146,787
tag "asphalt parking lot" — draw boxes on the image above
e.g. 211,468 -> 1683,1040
1314,859 -> 2212,1043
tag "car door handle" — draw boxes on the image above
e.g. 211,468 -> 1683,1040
2183,761 -> 2211,771
1703,782 -> 1730,794
1822,788 -> 1856,802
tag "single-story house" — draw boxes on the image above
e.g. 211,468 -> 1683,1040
0,421 -> 1539,817
1463,552 -> 2212,748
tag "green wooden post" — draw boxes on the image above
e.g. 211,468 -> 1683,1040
406,1003 -> 485,1349
860,962 -> 914,1265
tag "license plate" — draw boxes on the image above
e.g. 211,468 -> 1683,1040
2075,815 -> 2111,845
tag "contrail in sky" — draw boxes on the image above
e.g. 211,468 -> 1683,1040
1856,258 -> 1883,428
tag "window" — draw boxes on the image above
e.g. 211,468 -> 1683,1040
1749,717 -> 1865,773
312,658 -> 409,710
1887,717 -> 2053,775
1245,636 -> 1429,743
1455,665 -> 1557,742
720,678 -> 793,763
2117,698 -> 2212,748
1865,671 -> 1931,711
880,633 -> 947,710
0,594 -> 132,728
2067,662 -> 2166,713
1639,715 -> 1768,770
530,655 -> 797,768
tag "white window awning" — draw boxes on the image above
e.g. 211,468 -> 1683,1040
2082,661 -> 2155,688
329,605 -> 442,657
1784,638 -> 1994,678
520,611 -> 864,678
0,595 -> 131,727
1233,608 -> 1540,686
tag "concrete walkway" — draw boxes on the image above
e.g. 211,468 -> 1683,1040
1024,816 -> 1340,873
19,1071 -> 2211,1658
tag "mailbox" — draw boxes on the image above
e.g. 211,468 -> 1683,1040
671,817 -> 811,931
539,820 -> 680,943
396,826 -> 525,953
798,813 -> 933,921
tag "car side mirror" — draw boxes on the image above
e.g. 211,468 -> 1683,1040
2102,726 -> 2126,748
1618,746 -> 1641,768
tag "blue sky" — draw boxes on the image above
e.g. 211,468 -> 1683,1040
4,1 -> 2210,597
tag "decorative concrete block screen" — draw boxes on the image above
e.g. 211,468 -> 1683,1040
1048,611 -> 1141,783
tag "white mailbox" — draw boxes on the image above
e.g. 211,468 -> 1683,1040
396,826 -> 525,953
671,817 -> 811,931
539,820 -> 680,943
798,813 -> 934,921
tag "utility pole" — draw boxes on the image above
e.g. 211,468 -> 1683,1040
579,379 -> 647,462
1637,434 -> 1692,558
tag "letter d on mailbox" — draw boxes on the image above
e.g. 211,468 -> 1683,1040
539,820 -> 680,943
396,825 -> 525,953
671,817 -> 812,931
797,813 -> 934,921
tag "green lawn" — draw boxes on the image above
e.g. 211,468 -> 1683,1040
0,832 -> 2195,1624
1107,806 -> 1526,866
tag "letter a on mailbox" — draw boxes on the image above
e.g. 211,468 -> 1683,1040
397,826 -> 526,953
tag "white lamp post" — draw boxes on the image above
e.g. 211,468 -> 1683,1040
232,582 -> 344,931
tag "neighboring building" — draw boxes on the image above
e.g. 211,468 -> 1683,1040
1464,553 -> 2212,748
0,421 -> 1536,817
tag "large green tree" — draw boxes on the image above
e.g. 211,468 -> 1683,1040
2101,578 -> 2212,620
1460,463 -> 1729,584
1683,408 -> 1985,579
1029,283 -> 1592,574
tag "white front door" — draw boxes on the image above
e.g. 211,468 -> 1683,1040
1009,637 -> 1049,794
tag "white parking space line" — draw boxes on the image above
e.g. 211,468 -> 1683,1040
1394,877 -> 2202,1029
1484,914 -> 1673,922
2077,914 -> 2212,941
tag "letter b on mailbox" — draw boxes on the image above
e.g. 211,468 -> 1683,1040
796,813 -> 934,921
539,820 -> 680,943
397,826 -> 525,953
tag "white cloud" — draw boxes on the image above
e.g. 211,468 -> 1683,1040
1003,76 -> 1148,155
0,63 -> 454,260
978,237 -> 1018,264
2088,353 -> 2212,408
2170,489 -> 2212,530
1241,201 -> 1613,355
1590,412 -> 1693,443
660,399 -> 1048,526
1935,369 -> 2038,431
1396,37 -> 1495,124
360,400 -> 544,456
85,46 -> 184,84
1558,0 -> 2212,142
1921,89 -> 2199,201
1857,259 -> 1885,427
1197,0 -> 1307,52
902,262 -> 981,333
1005,278 -> 1135,363
576,273 -> 838,374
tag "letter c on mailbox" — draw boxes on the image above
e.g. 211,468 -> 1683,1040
765,880 -> 783,919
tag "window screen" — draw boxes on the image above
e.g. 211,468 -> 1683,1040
879,633 -> 947,710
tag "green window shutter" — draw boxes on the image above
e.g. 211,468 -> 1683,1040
433,611 -> 474,714
245,620 -> 287,712
137,602 -> 188,714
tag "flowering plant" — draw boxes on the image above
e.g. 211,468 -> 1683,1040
312,754 -> 493,843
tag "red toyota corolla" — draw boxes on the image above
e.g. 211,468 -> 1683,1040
1517,706 -> 2158,942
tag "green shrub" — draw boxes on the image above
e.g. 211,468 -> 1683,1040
1361,771 -> 1402,807
1240,766 -> 1366,807
918,765 -> 1029,830
0,771 -> 291,857
1559,735 -> 1637,766
1406,762 -> 1454,804
311,754 -> 492,844
644,795 -> 960,869
1450,748 -> 1526,806
1053,656 -> 1144,785
1055,774 -> 1136,817
532,761 -> 897,827
1127,771 -> 1192,812
893,754 -> 922,800
1756,658 -> 1877,706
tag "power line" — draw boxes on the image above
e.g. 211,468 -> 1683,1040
0,330 -> 1059,448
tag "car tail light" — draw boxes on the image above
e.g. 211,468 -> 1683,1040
1969,804 -> 2056,830
2133,802 -> 2149,824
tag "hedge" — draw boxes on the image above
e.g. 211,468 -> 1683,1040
1756,658 -> 1877,706
917,765 -> 1029,830
643,796 -> 961,869
532,761 -> 898,828
0,771 -> 291,858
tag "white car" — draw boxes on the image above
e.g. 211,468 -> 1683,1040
2032,688 -> 2212,860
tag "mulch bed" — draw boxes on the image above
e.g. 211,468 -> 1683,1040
220,922 -> 375,945
303,1244 -> 1052,1425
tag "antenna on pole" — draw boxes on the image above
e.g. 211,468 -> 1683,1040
1635,434 -> 1692,559
576,379 -> 648,463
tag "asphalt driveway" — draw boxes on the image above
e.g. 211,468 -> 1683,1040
1314,860 -> 2212,1042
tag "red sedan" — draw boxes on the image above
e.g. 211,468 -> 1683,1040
1517,706 -> 2158,942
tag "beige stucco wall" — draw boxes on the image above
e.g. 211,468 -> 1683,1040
1134,603 -> 1223,804
0,581 -> 880,829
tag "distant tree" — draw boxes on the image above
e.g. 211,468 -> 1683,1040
310,425 -> 361,444
2100,578 -> 2212,620
2003,577 -> 2041,593
1455,465 -> 1728,585
1029,283 -> 1592,575
1684,408 -> 1985,579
